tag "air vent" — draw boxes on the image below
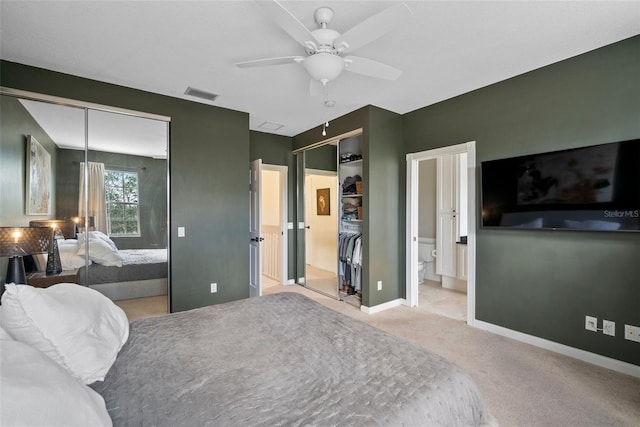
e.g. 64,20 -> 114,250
258,121 -> 284,131
184,86 -> 219,101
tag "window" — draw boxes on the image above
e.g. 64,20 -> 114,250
104,170 -> 140,237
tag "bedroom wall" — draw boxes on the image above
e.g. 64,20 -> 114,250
56,149 -> 167,250
403,36 -> 640,366
1,60 -> 251,312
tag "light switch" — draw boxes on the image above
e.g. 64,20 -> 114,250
178,227 -> 185,237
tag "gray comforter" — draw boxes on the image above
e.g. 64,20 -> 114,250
92,292 -> 495,426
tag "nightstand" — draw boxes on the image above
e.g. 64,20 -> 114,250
27,270 -> 78,288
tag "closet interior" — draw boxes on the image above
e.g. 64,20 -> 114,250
337,135 -> 363,306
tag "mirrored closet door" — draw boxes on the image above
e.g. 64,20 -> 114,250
0,88 -> 170,310
302,144 -> 339,299
293,130 -> 364,304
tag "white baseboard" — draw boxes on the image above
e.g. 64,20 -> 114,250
474,320 -> 640,378
285,279 -> 295,285
361,298 -> 406,314
297,277 -> 305,284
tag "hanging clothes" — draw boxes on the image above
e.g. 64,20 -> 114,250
338,232 -> 362,293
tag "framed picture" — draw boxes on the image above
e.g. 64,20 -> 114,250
317,188 -> 330,215
26,135 -> 52,215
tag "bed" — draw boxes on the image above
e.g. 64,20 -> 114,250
55,231 -> 168,300
90,292 -> 496,426
76,248 -> 168,300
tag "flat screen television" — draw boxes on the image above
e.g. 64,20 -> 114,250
481,139 -> 640,232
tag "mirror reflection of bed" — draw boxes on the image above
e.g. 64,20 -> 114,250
0,93 -> 169,318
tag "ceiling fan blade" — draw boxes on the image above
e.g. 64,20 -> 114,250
236,56 -> 305,68
257,0 -> 314,48
334,3 -> 412,53
343,56 -> 402,80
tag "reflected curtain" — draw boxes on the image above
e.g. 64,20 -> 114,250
78,162 -> 107,233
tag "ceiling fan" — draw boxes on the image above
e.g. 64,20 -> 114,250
236,1 -> 412,87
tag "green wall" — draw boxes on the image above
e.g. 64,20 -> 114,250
1,60 -> 250,312
403,36 -> 640,365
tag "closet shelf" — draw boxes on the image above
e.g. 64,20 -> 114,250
342,194 -> 363,198
339,159 -> 363,166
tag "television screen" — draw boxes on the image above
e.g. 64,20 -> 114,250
481,139 -> 640,232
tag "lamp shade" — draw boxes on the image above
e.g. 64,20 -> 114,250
0,227 -> 52,257
29,219 -> 76,239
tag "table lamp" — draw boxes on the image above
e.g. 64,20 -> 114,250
0,227 -> 52,285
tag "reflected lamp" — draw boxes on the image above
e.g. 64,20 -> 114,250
0,227 -> 52,285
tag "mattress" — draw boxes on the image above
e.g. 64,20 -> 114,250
91,292 -> 495,426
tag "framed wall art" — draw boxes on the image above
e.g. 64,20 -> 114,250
317,188 -> 330,216
26,135 -> 52,215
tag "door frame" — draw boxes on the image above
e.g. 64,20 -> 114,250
261,164 -> 289,285
405,141 -> 477,326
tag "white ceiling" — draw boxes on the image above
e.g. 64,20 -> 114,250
1,1 -> 639,138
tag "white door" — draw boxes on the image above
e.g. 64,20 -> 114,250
249,159 -> 263,297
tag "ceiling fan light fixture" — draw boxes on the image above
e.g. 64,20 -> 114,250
303,53 -> 344,84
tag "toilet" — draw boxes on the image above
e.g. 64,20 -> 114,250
417,237 -> 439,283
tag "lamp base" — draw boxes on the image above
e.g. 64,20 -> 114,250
46,238 -> 62,275
6,256 -> 27,285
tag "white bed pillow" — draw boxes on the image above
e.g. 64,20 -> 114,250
0,283 -> 129,384
78,231 -> 118,251
0,338 -> 112,427
0,324 -> 13,341
58,238 -> 80,248
78,238 -> 123,267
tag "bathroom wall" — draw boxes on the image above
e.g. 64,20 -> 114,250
418,159 -> 437,238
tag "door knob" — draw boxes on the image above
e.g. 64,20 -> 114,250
251,237 -> 264,242
305,226 -> 311,229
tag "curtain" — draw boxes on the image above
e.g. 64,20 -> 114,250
78,162 -> 107,233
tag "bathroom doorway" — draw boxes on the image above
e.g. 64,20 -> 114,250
406,142 -> 477,325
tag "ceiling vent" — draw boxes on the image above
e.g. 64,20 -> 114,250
184,86 -> 219,102
258,121 -> 284,131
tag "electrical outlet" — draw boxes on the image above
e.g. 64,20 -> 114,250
210,283 -> 217,293
377,280 -> 382,291
585,316 -> 598,332
624,324 -> 640,343
602,320 -> 615,336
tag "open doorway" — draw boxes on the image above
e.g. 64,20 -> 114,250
406,142 -> 477,325
261,164 -> 288,291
